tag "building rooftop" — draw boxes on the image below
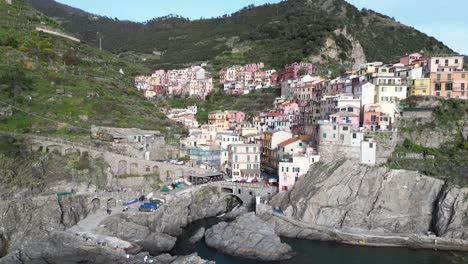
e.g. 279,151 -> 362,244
278,138 -> 301,147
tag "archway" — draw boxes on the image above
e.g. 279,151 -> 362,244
65,148 -> 80,156
91,198 -> 101,212
129,163 -> 138,175
46,145 -> 62,154
225,194 -> 243,212
153,166 -> 160,175
107,198 -> 117,209
118,160 -> 127,175
166,170 -> 174,182
31,143 -> 43,153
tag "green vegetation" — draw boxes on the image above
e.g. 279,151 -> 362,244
388,98 -> 468,187
159,88 -> 280,124
0,134 -> 109,194
26,0 -> 453,70
0,0 -> 186,137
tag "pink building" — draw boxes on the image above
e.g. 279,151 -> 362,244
277,101 -> 299,115
279,62 -> 316,81
228,111 -> 246,129
329,105 -> 360,129
399,53 -> 423,66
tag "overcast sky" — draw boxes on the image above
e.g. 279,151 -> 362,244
55,0 -> 468,54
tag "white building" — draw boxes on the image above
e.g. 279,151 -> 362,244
317,122 -> 376,166
216,132 -> 244,171
228,144 -> 261,180
354,82 -> 376,106
278,152 -> 320,192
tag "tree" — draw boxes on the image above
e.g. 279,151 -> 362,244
0,62 -> 33,96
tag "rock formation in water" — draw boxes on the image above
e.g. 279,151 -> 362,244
188,227 -> 206,244
270,160 -> 468,240
204,212 -> 294,261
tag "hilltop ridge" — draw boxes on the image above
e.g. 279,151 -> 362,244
26,0 -> 454,71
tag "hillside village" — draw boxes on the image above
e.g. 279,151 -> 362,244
135,53 -> 467,192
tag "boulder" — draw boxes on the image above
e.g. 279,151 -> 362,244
204,213 -> 293,261
188,227 -> 205,244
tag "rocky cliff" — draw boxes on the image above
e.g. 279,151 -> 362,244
271,160 -> 468,240
0,186 -> 237,263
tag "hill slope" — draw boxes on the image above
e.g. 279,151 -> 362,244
0,0 -> 183,137
26,0 -> 453,71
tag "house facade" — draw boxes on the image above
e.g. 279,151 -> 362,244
228,144 -> 261,180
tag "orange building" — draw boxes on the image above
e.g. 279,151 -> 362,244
430,71 -> 468,99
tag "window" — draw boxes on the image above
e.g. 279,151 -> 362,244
253,147 -> 257,152
323,133 -> 327,138
255,155 -> 258,162
369,143 -> 374,148
299,143 -> 303,147
381,87 -> 387,92
333,125 -> 337,130
447,74 -> 452,81
245,147 -> 249,152
436,92 -> 440,96
234,147 -> 237,153
455,59 -> 459,64
352,133 -> 357,139
340,134 -> 344,140
343,126 -> 349,131
234,155 -> 238,162
435,83 -> 441,91
462,74 -> 466,78
446,83 -> 453,91
293,167 -> 300,173
347,107 -> 353,112
247,155 -> 250,162
462,83 -> 465,90
333,134 -> 336,139
435,59 -> 439,64
437,74 -> 441,81
447,92 -> 451,98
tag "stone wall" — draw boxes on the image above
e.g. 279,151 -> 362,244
317,143 -> 360,162
24,136 -> 207,185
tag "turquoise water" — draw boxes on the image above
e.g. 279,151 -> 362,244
171,218 -> 466,264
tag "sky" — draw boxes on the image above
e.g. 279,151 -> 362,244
55,0 -> 468,54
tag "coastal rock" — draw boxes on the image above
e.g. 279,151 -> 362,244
204,213 -> 293,261
435,187 -> 468,240
0,195 -> 90,252
272,160 -> 446,234
188,227 -> 205,244
0,231 -> 132,264
170,253 -> 215,264
96,213 -> 177,254
221,205 -> 249,220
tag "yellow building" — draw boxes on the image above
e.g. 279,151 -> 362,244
409,78 -> 430,96
208,111 -> 229,130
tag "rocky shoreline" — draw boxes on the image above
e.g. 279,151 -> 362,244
1,162 -> 468,264
204,213 -> 294,261
257,203 -> 468,252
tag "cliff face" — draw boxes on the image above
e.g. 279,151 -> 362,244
0,195 -> 91,257
272,160 -> 468,239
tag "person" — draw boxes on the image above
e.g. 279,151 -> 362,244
106,208 -> 111,215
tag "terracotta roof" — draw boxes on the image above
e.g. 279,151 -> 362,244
266,112 -> 286,117
278,138 -> 301,147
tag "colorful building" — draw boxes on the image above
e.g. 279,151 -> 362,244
228,144 -> 261,180
430,71 -> 468,99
